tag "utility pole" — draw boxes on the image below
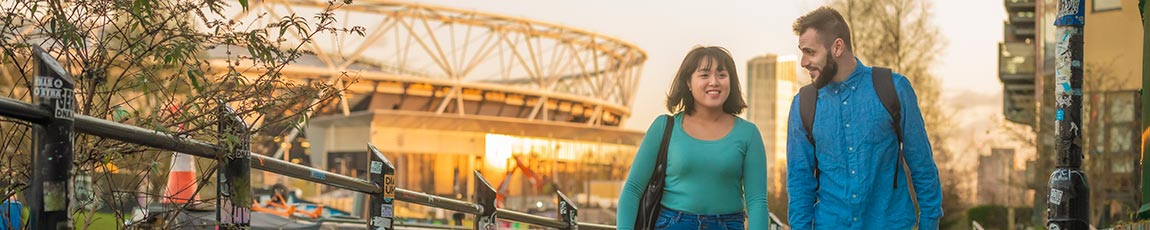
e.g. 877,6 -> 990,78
1046,0 -> 1090,229
1139,0 -> 1150,220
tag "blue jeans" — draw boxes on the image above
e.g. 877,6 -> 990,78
654,206 -> 746,230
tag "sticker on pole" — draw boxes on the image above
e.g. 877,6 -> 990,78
371,161 -> 383,174
43,181 -> 67,211
381,204 -> 394,218
371,216 -> 392,229
1054,0 -> 1084,26
310,170 -> 326,179
383,174 -> 396,202
35,76 -> 75,120
1049,188 -> 1064,205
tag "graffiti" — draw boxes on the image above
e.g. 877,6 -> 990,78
1056,95 -> 1073,108
1055,31 -> 1074,92
1055,120 -> 1061,135
1055,0 -> 1085,26
1069,122 -> 1079,136
1057,0 -> 1080,18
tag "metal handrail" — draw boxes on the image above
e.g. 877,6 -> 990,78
0,95 -> 616,229
496,209 -> 566,229
1,95 -> 801,230
395,188 -> 484,215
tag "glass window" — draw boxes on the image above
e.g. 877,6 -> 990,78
1093,131 -> 1105,154
1112,160 -> 1133,173
1108,95 -> 1134,122
1109,126 -> 1132,152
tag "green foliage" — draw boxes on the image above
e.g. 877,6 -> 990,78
0,0 -> 362,229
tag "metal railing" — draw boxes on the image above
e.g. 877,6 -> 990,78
1,46 -> 788,229
2,84 -> 593,230
0,46 -> 598,230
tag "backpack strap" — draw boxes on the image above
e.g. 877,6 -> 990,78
871,67 -> 904,188
798,85 -> 819,185
872,67 -> 920,225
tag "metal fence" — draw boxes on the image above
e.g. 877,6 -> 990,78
0,46 -> 787,229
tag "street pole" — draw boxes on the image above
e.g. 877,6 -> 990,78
1046,0 -> 1090,229
1139,0 -> 1150,220
28,46 -> 76,230
217,101 -> 251,229
368,144 -> 396,230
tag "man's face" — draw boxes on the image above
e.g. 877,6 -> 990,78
798,28 -> 838,88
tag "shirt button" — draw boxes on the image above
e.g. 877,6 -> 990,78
851,86 -> 856,90
853,217 -> 858,222
851,170 -> 856,174
845,123 -> 851,128
852,194 -> 857,198
842,100 -> 848,105
848,147 -> 854,152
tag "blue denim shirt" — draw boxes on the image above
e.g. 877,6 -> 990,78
785,59 -> 943,229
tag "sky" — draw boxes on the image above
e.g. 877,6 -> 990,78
404,0 -> 1023,165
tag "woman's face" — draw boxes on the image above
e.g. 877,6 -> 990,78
689,57 -> 730,112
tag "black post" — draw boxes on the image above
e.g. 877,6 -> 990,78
28,46 -> 75,230
1139,0 -> 1150,220
368,144 -> 396,230
1046,0 -> 1090,229
217,101 -> 251,229
556,191 -> 577,230
474,171 -> 497,230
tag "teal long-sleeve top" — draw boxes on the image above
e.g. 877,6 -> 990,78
617,113 -> 769,230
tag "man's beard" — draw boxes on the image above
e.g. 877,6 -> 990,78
813,54 -> 838,89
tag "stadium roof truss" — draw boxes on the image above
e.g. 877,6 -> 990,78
216,0 -> 648,128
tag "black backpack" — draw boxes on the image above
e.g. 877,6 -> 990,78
799,67 -> 920,217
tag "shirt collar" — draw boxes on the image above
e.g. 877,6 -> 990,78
824,58 -> 869,94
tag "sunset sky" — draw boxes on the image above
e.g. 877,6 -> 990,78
407,0 -> 1026,169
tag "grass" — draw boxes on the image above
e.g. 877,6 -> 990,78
14,207 -> 121,230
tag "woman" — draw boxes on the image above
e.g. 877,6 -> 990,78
617,46 -> 768,230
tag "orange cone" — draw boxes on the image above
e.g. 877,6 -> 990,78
163,152 -> 199,204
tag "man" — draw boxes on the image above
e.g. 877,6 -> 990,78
785,6 -> 943,229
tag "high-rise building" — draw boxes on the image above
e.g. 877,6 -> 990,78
1000,0 -> 1038,126
745,54 -> 799,221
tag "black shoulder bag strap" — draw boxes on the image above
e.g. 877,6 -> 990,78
635,114 -> 675,229
798,85 -> 819,188
654,114 -> 675,179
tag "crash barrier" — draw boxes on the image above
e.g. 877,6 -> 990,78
0,46 -> 787,229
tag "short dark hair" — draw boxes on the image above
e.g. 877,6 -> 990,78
793,6 -> 853,51
665,46 -> 746,115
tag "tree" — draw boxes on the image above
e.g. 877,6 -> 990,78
0,0 -> 360,228
829,0 -> 965,229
